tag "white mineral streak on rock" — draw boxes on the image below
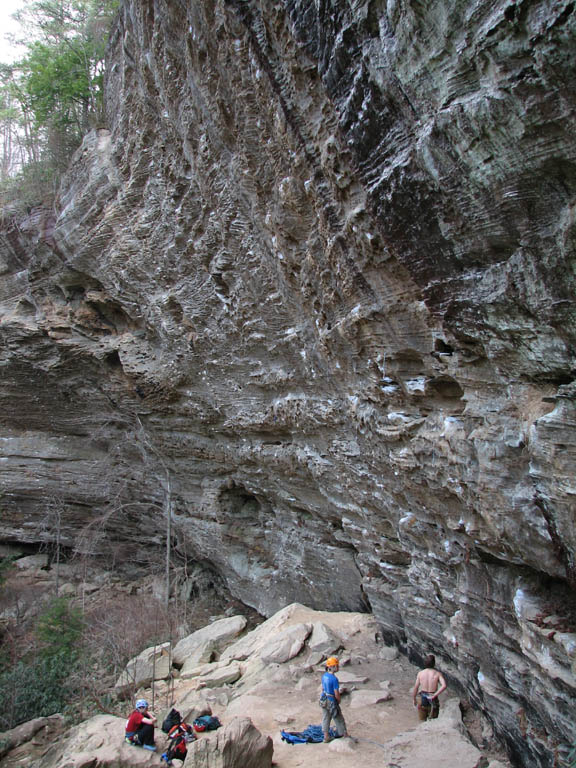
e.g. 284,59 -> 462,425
0,0 -> 575,764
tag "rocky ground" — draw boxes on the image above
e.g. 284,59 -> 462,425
4,611 -> 511,768
0,559 -> 512,768
179,604 -> 511,768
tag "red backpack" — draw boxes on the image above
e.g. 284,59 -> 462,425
161,723 -> 195,764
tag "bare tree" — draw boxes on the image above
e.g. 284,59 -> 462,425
39,497 -> 65,595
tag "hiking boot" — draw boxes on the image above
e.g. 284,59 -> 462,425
142,744 -> 157,752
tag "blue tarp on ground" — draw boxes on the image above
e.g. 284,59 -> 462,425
281,725 -> 339,744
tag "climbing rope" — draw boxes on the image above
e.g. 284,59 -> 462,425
355,736 -> 389,750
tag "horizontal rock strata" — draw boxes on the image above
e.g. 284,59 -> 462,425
1,0 -> 575,765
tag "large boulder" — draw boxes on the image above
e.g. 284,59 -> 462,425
31,714 -> 157,768
0,715 -> 65,761
14,554 -> 49,570
173,616 -> 248,667
381,699 -> 483,768
115,642 -> 171,690
349,687 -> 393,708
259,623 -> 311,664
221,604 -> 318,663
307,622 -> 343,657
182,661 -> 243,687
187,717 -> 273,768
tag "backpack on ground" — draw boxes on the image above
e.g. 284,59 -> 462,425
162,708 -> 182,734
161,723 -> 195,766
192,715 -> 222,732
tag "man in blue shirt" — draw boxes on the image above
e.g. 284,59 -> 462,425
320,656 -> 349,742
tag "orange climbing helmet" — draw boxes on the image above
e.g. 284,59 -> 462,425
326,656 -> 339,668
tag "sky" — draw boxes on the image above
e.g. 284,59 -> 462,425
0,0 -> 25,64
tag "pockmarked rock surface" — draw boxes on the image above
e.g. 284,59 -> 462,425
1,1 -> 576,766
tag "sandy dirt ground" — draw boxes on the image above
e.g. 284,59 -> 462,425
254,652 -> 431,768
174,609 -> 510,768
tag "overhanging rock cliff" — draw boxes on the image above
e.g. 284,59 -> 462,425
1,1 -> 575,765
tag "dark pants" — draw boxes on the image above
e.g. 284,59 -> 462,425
134,723 -> 155,746
417,693 -> 439,721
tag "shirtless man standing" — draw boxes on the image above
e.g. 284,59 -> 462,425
411,654 -> 447,721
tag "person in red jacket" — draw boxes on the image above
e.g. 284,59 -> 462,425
125,699 -> 157,751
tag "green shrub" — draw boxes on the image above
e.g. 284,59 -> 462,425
0,162 -> 58,210
0,653 -> 71,730
35,597 -> 83,661
0,597 -> 84,730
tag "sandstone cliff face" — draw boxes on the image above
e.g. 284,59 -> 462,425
1,0 -> 575,764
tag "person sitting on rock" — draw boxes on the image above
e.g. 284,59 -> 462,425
411,654 -> 447,721
125,698 -> 157,751
320,656 -> 349,742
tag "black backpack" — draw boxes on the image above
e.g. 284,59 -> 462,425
162,708 -> 182,734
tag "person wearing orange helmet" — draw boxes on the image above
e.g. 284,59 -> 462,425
319,656 -> 349,742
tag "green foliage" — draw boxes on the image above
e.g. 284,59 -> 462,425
0,654 -> 72,730
16,0 -> 118,139
567,743 -> 576,768
35,596 -> 84,660
0,0 -> 118,191
0,598 -> 84,730
22,41 -> 95,132
0,161 -> 57,209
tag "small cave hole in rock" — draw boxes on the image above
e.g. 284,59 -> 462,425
104,350 -> 122,369
428,375 -> 464,399
85,299 -> 131,333
393,348 -> 424,376
166,296 -> 184,324
16,298 -> 36,318
218,486 -> 261,520
67,284 -> 86,297
558,2 -> 574,24
528,371 -> 574,386
434,338 -> 454,355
